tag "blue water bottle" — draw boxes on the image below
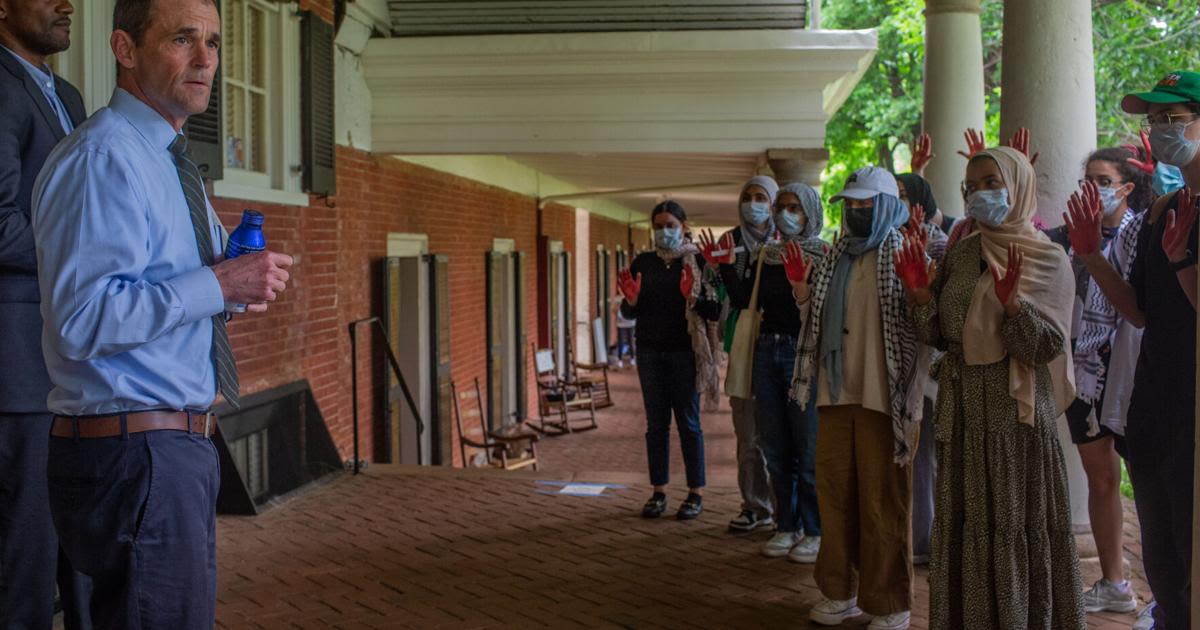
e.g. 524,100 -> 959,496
225,209 -> 266,312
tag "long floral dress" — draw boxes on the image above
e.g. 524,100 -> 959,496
910,236 -> 1085,630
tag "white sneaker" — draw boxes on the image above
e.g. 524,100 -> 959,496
809,597 -> 863,626
760,531 -> 801,557
1133,599 -> 1156,630
787,535 -> 820,563
1081,578 -> 1137,613
868,611 -> 911,630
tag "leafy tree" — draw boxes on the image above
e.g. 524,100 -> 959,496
819,0 -> 1200,227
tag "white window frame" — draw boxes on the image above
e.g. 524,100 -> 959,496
212,0 -> 307,206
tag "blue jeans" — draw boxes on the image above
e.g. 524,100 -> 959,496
48,428 -> 220,630
637,349 -> 705,489
0,414 -> 92,630
753,334 -> 820,535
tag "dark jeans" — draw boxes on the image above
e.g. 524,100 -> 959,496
752,334 -> 820,535
0,413 -> 92,630
911,397 -> 936,558
637,349 -> 705,489
1126,406 -> 1193,630
48,428 -> 220,630
617,327 -> 635,359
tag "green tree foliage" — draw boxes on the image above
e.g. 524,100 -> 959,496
819,0 -> 1200,226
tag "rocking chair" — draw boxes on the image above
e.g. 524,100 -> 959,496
452,377 -> 539,471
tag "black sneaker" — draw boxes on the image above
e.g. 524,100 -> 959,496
642,492 -> 667,518
676,493 -> 703,520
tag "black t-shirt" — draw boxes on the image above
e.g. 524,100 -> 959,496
619,252 -> 720,352
720,260 -> 801,337
1128,190 -> 1198,424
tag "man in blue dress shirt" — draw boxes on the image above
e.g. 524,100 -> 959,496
31,0 -> 293,625
0,0 -> 93,627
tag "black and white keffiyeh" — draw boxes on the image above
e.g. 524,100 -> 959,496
790,229 -> 925,465
1074,211 -> 1142,404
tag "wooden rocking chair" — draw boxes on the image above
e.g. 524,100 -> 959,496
453,377 -> 539,471
531,345 -> 598,436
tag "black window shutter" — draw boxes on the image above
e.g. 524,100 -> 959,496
184,21 -> 223,181
301,11 -> 335,196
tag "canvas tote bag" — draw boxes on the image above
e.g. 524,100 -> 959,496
724,249 -> 765,399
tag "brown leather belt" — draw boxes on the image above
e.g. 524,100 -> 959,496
51,411 -> 217,439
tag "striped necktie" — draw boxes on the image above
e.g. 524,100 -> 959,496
169,134 -> 240,409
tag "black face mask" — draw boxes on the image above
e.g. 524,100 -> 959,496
844,205 -> 874,237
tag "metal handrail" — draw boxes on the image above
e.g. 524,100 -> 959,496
347,316 -> 427,474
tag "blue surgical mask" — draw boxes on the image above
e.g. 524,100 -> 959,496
654,226 -> 683,250
965,189 -> 1011,228
776,210 -> 804,236
1153,162 -> 1186,197
1149,122 -> 1200,168
1098,186 -> 1123,217
740,201 -> 771,226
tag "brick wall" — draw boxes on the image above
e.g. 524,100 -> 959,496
212,147 -> 643,467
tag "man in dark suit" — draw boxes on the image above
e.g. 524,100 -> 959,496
0,0 -> 91,627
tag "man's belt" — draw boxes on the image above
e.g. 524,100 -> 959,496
51,410 -> 217,439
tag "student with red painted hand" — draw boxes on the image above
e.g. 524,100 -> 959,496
901,147 -> 1084,630
704,182 -> 828,562
1046,147 -> 1154,616
790,167 -> 925,630
1063,71 -> 1200,630
620,200 -> 720,521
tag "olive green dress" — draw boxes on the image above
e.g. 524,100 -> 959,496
910,236 -> 1085,630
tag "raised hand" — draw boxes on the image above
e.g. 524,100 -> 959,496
894,232 -> 936,304
679,263 -> 695,299
1007,127 -> 1040,165
1063,181 -> 1103,257
1125,130 -> 1156,176
904,203 -> 926,236
781,241 -> 813,303
698,228 -> 735,266
911,132 -> 935,175
991,243 -> 1024,315
619,268 -> 642,306
1163,186 -> 1198,264
957,128 -> 986,160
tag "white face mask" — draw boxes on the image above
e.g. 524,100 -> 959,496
1150,121 -> 1200,167
1098,186 -> 1124,217
654,226 -> 683,249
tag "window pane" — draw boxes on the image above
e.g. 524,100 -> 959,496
248,5 -> 266,89
225,85 -> 246,169
249,91 -> 266,173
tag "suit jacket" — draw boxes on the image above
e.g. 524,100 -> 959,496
0,50 -> 86,413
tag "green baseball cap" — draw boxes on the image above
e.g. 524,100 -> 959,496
1122,71 -> 1200,114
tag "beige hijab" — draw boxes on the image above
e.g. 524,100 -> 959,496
960,147 -> 1076,425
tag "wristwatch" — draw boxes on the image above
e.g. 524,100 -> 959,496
1169,250 -> 1196,272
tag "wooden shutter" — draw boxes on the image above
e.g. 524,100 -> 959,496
514,252 -> 527,421
301,12 -> 336,196
184,0 -> 223,181
428,255 -> 452,466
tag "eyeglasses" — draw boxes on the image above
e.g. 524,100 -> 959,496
1140,112 -> 1200,132
1078,177 -> 1125,188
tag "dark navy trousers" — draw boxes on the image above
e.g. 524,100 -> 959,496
637,349 -> 706,489
0,413 -> 92,630
47,428 -> 220,630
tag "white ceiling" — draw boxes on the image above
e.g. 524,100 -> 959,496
514,152 -> 764,225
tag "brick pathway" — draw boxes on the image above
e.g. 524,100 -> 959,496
216,367 -> 1151,629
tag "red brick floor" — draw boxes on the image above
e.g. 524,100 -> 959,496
216,367 -> 1151,629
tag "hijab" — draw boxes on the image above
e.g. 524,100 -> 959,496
896,173 -> 938,223
960,147 -> 1076,424
738,175 -> 779,253
773,182 -> 827,259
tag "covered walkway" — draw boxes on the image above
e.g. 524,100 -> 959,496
214,368 -> 1149,629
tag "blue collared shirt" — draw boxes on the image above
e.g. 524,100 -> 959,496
32,88 -> 227,415
1,44 -> 74,134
